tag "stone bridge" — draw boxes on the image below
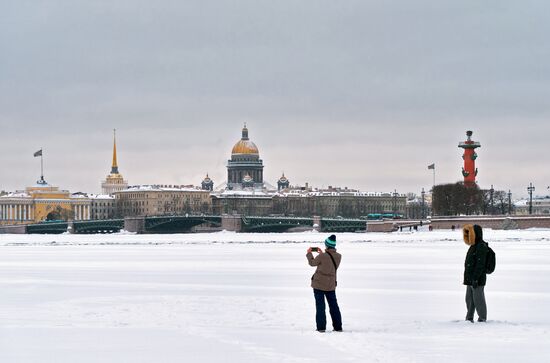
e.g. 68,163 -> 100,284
0,215 -> 368,234
8,215 -> 546,235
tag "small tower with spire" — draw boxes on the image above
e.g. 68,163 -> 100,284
201,173 -> 214,191
277,173 -> 290,191
101,129 -> 129,195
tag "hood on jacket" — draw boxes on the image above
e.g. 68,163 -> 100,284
473,224 -> 483,244
463,224 -> 476,246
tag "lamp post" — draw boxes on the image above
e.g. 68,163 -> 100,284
421,187 -> 426,219
489,184 -> 494,215
508,189 -> 512,215
527,183 -> 535,215
392,189 -> 398,215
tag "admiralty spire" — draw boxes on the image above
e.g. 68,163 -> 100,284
101,129 -> 128,195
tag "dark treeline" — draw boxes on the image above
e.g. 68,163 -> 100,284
432,183 -> 513,216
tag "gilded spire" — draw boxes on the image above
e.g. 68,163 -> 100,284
111,129 -> 119,174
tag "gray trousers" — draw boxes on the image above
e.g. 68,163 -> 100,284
465,285 -> 487,321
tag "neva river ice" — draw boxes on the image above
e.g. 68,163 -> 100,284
1,229 -> 550,362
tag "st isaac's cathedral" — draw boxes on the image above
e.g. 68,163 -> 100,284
209,124 -> 288,215
227,124 -> 265,190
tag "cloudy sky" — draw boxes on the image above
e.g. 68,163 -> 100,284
1,1 -> 549,197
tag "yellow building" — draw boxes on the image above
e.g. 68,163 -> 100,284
114,185 -> 211,217
0,183 -> 91,225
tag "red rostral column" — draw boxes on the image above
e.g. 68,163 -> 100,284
458,130 -> 481,187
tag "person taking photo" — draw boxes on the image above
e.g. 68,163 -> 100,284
306,234 -> 343,332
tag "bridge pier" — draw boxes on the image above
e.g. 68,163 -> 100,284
366,220 -> 396,232
67,221 -> 75,234
221,214 -> 242,232
0,224 -> 28,234
313,216 -> 322,232
124,217 -> 146,234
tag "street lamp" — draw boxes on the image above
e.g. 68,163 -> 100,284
392,189 -> 398,215
527,183 -> 535,215
421,187 -> 426,219
508,189 -> 512,215
489,184 -> 494,215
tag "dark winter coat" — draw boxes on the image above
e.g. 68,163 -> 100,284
307,248 -> 341,292
463,224 -> 488,287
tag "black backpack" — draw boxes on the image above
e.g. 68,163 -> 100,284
485,243 -> 496,274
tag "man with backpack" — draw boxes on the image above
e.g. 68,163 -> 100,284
462,224 -> 496,322
306,234 -> 343,332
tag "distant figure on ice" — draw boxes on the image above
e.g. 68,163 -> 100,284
306,234 -> 342,333
462,224 -> 489,322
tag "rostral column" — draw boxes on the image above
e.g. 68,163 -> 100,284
458,130 -> 481,187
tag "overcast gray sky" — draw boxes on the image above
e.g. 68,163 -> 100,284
1,1 -> 549,198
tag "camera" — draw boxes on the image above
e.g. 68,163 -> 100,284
310,247 -> 319,252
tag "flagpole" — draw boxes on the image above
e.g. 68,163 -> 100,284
41,147 -> 44,181
428,164 -> 436,192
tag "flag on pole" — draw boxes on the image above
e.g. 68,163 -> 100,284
427,163 -> 435,170
33,149 -> 43,157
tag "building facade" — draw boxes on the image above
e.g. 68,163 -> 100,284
90,195 -> 116,220
211,190 -> 275,216
114,185 -> 211,217
273,187 -> 408,218
514,196 -> 550,215
0,183 -> 91,225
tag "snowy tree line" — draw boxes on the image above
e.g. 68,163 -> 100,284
432,183 -> 513,216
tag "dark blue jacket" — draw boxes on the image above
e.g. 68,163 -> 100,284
463,225 -> 488,286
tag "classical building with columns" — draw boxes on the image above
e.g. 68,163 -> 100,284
0,183 -> 92,225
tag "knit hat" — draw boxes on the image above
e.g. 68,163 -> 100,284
325,234 -> 337,248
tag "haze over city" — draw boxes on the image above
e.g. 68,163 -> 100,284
1,1 -> 549,197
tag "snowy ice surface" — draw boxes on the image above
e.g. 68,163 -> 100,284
1,229 -> 550,363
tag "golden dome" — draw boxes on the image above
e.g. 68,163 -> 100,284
231,125 -> 259,155
232,140 -> 259,155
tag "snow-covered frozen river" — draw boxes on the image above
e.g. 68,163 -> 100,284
1,229 -> 549,362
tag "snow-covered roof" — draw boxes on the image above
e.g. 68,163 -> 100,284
0,191 -> 31,199
277,189 -> 403,198
215,189 -> 276,198
119,185 -> 206,193
88,194 -> 115,200
70,193 -> 91,199
514,196 -> 550,207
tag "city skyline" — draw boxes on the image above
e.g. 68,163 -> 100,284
1,1 -> 549,197
0,124 -> 548,199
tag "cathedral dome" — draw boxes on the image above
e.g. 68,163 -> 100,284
231,125 -> 259,155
